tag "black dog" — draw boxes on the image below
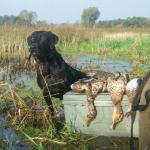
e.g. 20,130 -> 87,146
27,31 -> 87,116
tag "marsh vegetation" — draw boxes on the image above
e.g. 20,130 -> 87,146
0,24 -> 149,149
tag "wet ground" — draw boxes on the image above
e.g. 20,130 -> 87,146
0,115 -> 138,150
0,53 -> 138,150
0,116 -> 28,150
87,136 -> 138,150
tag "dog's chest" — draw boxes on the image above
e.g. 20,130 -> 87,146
37,62 -> 66,84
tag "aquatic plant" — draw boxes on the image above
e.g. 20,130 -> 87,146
22,124 -> 90,150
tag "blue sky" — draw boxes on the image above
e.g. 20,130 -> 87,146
0,0 -> 150,23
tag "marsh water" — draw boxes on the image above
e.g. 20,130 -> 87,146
0,115 -> 28,150
0,53 -> 133,82
0,53 -> 137,149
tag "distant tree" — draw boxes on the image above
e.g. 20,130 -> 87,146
96,17 -> 150,28
81,7 -> 100,27
36,20 -> 48,25
18,10 -> 37,24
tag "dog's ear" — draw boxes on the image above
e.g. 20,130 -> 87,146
48,32 -> 59,47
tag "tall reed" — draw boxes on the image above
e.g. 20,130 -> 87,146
0,24 -> 150,63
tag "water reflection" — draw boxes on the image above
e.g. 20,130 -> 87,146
68,53 -> 133,73
0,53 -> 133,82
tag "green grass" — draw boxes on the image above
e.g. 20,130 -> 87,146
59,34 -> 150,65
21,124 -> 90,150
0,24 -> 150,65
61,36 -> 134,52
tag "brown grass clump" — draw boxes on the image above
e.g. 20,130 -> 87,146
8,106 -> 52,128
0,24 -> 149,57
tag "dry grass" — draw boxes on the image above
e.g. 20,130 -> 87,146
0,24 -> 150,57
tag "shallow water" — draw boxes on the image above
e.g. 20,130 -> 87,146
0,53 -> 133,83
64,53 -> 133,72
0,53 -> 134,149
0,116 -> 28,150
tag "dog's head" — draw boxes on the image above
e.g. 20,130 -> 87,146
27,31 -> 58,61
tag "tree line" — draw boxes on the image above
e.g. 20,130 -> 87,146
0,10 -> 47,26
81,7 -> 150,28
96,17 -> 150,28
0,8 -> 150,28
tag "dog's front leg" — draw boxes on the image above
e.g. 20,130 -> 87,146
43,89 -> 54,116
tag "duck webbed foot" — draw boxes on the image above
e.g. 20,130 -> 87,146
125,104 -> 133,117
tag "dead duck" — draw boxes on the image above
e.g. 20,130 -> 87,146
107,73 -> 126,128
71,78 -> 106,126
71,72 -> 127,127
110,102 -> 124,129
107,73 -> 142,127
125,78 -> 142,117
71,72 -> 140,128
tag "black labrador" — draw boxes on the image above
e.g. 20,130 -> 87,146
27,31 -> 87,116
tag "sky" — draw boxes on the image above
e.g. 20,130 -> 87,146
0,0 -> 150,23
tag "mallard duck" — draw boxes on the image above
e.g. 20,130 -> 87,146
110,102 -> 124,129
71,72 -> 141,128
107,73 -> 126,128
71,78 -> 106,126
